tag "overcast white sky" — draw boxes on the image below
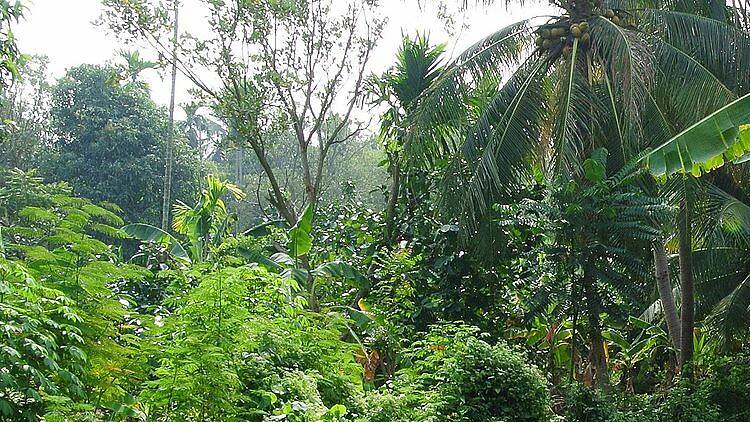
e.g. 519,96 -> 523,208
16,0 -> 553,115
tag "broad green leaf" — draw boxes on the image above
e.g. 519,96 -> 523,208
628,315 -> 654,331
282,267 -> 309,284
602,330 -> 630,350
583,159 -> 606,183
732,125 -> 750,164
629,337 -> 658,361
270,252 -> 295,266
242,219 -> 287,237
347,307 -> 375,330
122,223 -> 191,263
643,93 -> 750,177
312,261 -> 370,288
236,246 -> 283,271
325,404 -> 348,418
583,148 -> 608,183
288,205 -> 313,257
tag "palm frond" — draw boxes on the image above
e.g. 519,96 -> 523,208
642,10 -> 750,94
695,182 -> 750,245
590,16 -> 655,158
407,20 -> 535,163
707,273 -> 750,343
438,55 -> 551,231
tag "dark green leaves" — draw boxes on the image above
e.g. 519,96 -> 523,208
583,148 -> 609,183
312,261 -> 369,289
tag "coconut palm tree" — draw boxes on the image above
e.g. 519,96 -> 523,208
642,94 -> 750,367
406,0 -> 750,373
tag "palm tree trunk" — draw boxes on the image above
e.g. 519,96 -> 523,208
653,240 -> 681,351
678,184 -> 695,372
583,264 -> 609,387
161,1 -> 179,230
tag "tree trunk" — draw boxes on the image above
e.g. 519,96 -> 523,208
246,138 -> 296,224
160,2 -> 179,230
678,191 -> 695,372
235,146 -> 243,233
583,265 -> 609,387
653,240 -> 681,351
384,156 -> 401,244
301,255 -> 319,312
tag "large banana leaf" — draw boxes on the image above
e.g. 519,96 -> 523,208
236,246 -> 283,271
242,219 -> 287,237
732,126 -> 750,164
288,205 -> 313,257
122,223 -> 191,264
643,93 -> 750,177
312,261 -> 370,289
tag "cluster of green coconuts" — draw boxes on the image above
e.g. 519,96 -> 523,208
535,8 -> 636,57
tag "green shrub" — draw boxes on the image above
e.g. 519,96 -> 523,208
560,383 -> 617,422
0,169 -> 150,420
559,381 -> 727,422
140,266 -> 365,421
363,324 -> 551,422
698,354 -> 750,421
652,384 -> 721,422
357,389 -> 415,422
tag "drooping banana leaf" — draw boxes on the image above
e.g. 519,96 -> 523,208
236,246 -> 283,271
288,205 -> 313,257
312,261 -> 370,289
642,93 -> 750,178
122,223 -> 191,264
731,126 -> 750,164
242,219 -> 287,237
282,267 -> 310,284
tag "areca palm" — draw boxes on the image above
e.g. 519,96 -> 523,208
372,34 -> 446,243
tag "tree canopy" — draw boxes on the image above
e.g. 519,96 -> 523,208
2,0 -> 750,420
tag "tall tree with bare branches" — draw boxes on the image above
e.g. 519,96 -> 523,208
102,0 -> 383,226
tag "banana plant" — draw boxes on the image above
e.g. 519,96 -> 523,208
643,93 -> 750,179
605,317 -> 673,392
641,93 -> 750,368
121,222 -> 192,265
238,205 -> 370,310
515,306 -> 575,384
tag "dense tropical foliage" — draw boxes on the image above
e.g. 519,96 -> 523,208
2,0 -> 750,420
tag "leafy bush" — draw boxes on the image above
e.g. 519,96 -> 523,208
0,258 -> 88,420
559,381 -> 730,422
560,382 -> 617,422
140,265 -> 365,421
698,354 -> 750,421
362,324 -> 551,422
651,384 -> 721,422
0,169 -> 150,420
